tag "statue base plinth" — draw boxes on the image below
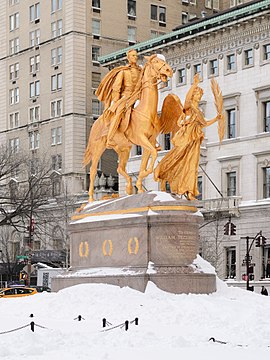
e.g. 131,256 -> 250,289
52,192 -> 216,294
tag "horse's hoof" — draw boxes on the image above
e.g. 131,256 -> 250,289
137,189 -> 144,194
89,197 -> 94,203
126,185 -> 133,195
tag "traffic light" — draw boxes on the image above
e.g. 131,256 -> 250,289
27,217 -> 35,233
230,222 -> 236,236
224,222 -> 230,235
255,237 -> 261,247
261,235 -> 266,246
249,274 -> 254,281
20,272 -> 28,280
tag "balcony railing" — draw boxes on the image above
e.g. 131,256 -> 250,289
202,196 -> 241,216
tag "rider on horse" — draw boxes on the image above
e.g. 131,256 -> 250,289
95,49 -> 141,148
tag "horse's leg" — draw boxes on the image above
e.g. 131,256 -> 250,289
88,140 -> 106,202
115,146 -> 133,195
136,148 -> 151,193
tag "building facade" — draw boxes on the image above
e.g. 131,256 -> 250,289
100,0 -> 270,292
0,0 -> 229,282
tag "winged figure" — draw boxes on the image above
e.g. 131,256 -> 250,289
154,74 -> 224,200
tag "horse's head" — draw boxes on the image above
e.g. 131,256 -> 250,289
144,54 -> 173,83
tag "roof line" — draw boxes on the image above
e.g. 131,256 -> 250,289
99,0 -> 270,64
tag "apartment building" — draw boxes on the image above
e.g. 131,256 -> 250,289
99,0 -> 270,292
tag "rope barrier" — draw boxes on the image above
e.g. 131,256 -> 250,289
0,324 -> 30,335
208,337 -> 247,347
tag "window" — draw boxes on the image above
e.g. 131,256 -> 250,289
51,99 -> 62,117
230,0 -> 236,6
51,19 -> 62,38
159,6 -> 166,24
136,145 -> 142,155
227,109 -> 236,138
51,73 -> 62,91
51,127 -> 62,145
9,137 -> 20,153
30,80 -> 40,97
92,72 -> 101,88
226,247 -> 236,279
92,46 -> 100,62
227,171 -> 236,196
9,37 -> 19,55
29,131 -> 39,150
205,0 -> 212,8
128,0 -> 136,17
177,68 -> 186,85
92,0 -> 100,9
30,3 -> 40,22
262,248 -> 270,278
151,30 -> 158,38
182,12 -> 188,24
92,19 -> 100,36
51,46 -> 62,65
164,133 -> 171,150
9,112 -> 19,128
30,55 -> 40,73
263,101 -> 270,132
9,62 -> 19,80
197,175 -> 202,200
212,0 -> 219,10
29,105 -> 40,122
52,154 -> 62,171
227,54 -> 236,71
209,59 -> 218,76
151,5 -> 157,20
263,167 -> 270,198
29,29 -> 40,47
263,44 -> 270,61
9,87 -> 19,105
9,12 -> 19,31
9,0 -> 20,5
244,49 -> 253,66
92,99 -> 101,118
190,0 -> 197,3
128,26 -> 136,44
194,63 -> 202,78
51,0 -> 62,12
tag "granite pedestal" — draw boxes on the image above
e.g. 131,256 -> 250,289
52,192 -> 216,294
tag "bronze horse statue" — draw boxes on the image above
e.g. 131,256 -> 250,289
83,54 -> 173,202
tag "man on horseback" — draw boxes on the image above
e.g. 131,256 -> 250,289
95,49 -> 141,148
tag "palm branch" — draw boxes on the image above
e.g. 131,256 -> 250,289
211,78 -> 225,144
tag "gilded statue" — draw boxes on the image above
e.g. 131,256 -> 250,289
154,74 -> 224,200
95,49 -> 141,148
83,53 -> 173,202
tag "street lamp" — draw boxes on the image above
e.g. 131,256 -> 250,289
241,231 -> 266,291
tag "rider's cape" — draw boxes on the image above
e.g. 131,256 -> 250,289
95,66 -> 130,106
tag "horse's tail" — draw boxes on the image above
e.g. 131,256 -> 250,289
83,115 -> 107,167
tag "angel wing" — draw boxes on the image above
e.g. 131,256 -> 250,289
211,78 -> 225,144
159,94 -> 184,137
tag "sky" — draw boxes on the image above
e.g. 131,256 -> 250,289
0,266 -> 270,360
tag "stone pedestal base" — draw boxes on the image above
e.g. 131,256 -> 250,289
52,192 -> 216,294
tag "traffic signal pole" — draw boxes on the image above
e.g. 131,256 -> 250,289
241,231 -> 266,291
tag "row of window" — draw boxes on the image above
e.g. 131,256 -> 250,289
9,127 -> 62,155
176,45 -> 270,86
9,47 -> 62,82
9,1 -> 62,28
9,99 -> 63,129
225,245 -> 270,280
9,20 -> 62,55
9,74 -> 62,105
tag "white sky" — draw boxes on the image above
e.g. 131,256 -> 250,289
0,274 -> 270,360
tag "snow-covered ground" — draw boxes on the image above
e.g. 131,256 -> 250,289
0,278 -> 269,360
